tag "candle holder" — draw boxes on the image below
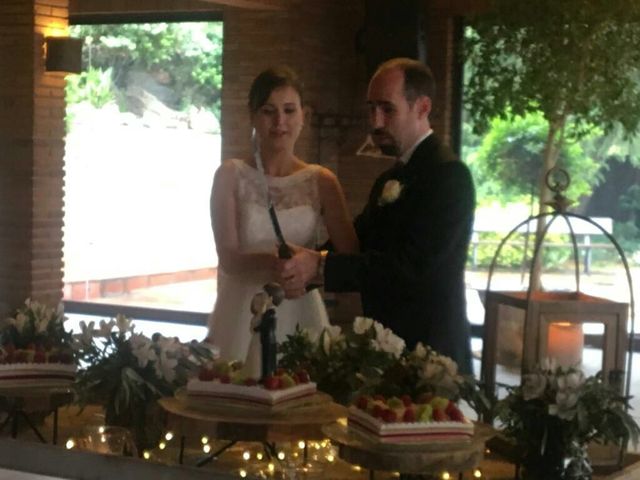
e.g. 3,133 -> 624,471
480,167 -> 635,406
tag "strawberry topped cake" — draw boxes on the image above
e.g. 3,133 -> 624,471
186,361 -> 317,411
0,300 -> 77,388
348,393 -> 474,444
0,348 -> 76,387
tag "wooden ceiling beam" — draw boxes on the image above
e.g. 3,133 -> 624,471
197,0 -> 286,10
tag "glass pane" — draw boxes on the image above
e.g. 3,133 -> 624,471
63,22 -> 223,314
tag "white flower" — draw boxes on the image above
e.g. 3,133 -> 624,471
371,322 -> 405,358
97,319 -> 115,337
522,372 -> 547,400
378,179 -> 403,206
153,338 -> 180,383
541,357 -> 558,373
13,313 -> 28,333
552,390 -> 579,420
115,314 -> 132,334
557,370 -> 585,391
321,325 -> 343,355
130,334 -> 157,368
413,342 -> 427,359
305,327 -> 321,344
73,320 -> 95,349
353,316 -> 373,335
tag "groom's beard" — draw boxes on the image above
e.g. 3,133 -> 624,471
371,129 -> 400,157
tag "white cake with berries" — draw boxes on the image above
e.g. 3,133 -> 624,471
348,395 -> 474,444
0,362 -> 77,388
186,364 -> 317,411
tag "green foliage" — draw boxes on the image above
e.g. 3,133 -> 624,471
471,112 -> 602,203
0,299 -> 74,354
278,319 -> 489,416
497,362 -> 640,477
65,67 -> 115,108
278,320 -> 403,405
465,0 -> 640,135
69,22 -> 223,117
74,316 -> 214,452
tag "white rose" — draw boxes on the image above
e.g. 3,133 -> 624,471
378,179 -> 403,206
353,316 -> 373,335
321,325 -> 344,355
421,361 -> 443,380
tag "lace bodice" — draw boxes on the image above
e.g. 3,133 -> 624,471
230,158 -> 328,255
208,158 -> 331,361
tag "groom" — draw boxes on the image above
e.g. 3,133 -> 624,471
279,58 -> 475,374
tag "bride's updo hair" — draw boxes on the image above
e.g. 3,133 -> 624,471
248,66 -> 304,114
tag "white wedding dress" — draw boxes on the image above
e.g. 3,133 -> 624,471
208,158 -> 330,362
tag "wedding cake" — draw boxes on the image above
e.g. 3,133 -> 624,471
0,300 -> 77,388
0,355 -> 76,387
347,394 -> 474,444
186,362 -> 317,411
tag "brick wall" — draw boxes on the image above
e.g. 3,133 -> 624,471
0,0 -> 68,315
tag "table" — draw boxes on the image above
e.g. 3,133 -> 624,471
323,421 -> 494,479
159,392 -> 346,466
0,386 -> 74,444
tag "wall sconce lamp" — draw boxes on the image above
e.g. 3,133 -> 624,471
44,36 -> 83,73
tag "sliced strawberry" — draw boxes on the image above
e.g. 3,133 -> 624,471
432,408 -> 448,422
244,377 -> 258,386
356,396 -> 369,410
33,351 -> 46,363
381,409 -> 397,423
263,375 -> 282,390
401,394 -> 413,407
371,405 -> 385,418
402,407 -> 416,422
446,403 -> 465,422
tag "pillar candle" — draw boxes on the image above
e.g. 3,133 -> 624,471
547,322 -> 583,367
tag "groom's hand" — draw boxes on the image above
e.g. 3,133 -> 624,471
276,245 -> 321,299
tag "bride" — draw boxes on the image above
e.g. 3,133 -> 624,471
207,66 -> 358,362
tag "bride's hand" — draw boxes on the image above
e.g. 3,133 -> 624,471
276,245 -> 320,298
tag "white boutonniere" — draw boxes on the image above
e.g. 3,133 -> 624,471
378,179 -> 404,206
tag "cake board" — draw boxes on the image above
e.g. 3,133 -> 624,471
323,421 -> 494,479
159,392 -> 346,466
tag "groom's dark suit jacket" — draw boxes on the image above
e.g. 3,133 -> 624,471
325,134 -> 475,373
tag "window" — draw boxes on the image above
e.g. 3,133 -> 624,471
63,18 -> 222,328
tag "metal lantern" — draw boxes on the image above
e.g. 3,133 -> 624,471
480,168 -> 636,402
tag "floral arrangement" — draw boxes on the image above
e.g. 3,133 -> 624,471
0,298 -> 74,364
73,314 -> 214,451
495,360 -> 640,479
278,316 -> 487,413
378,179 -> 403,206
278,317 -> 405,404
362,341 -> 488,416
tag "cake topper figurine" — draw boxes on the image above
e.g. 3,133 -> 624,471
244,282 -> 285,381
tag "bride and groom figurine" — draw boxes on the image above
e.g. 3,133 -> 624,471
244,282 -> 285,381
